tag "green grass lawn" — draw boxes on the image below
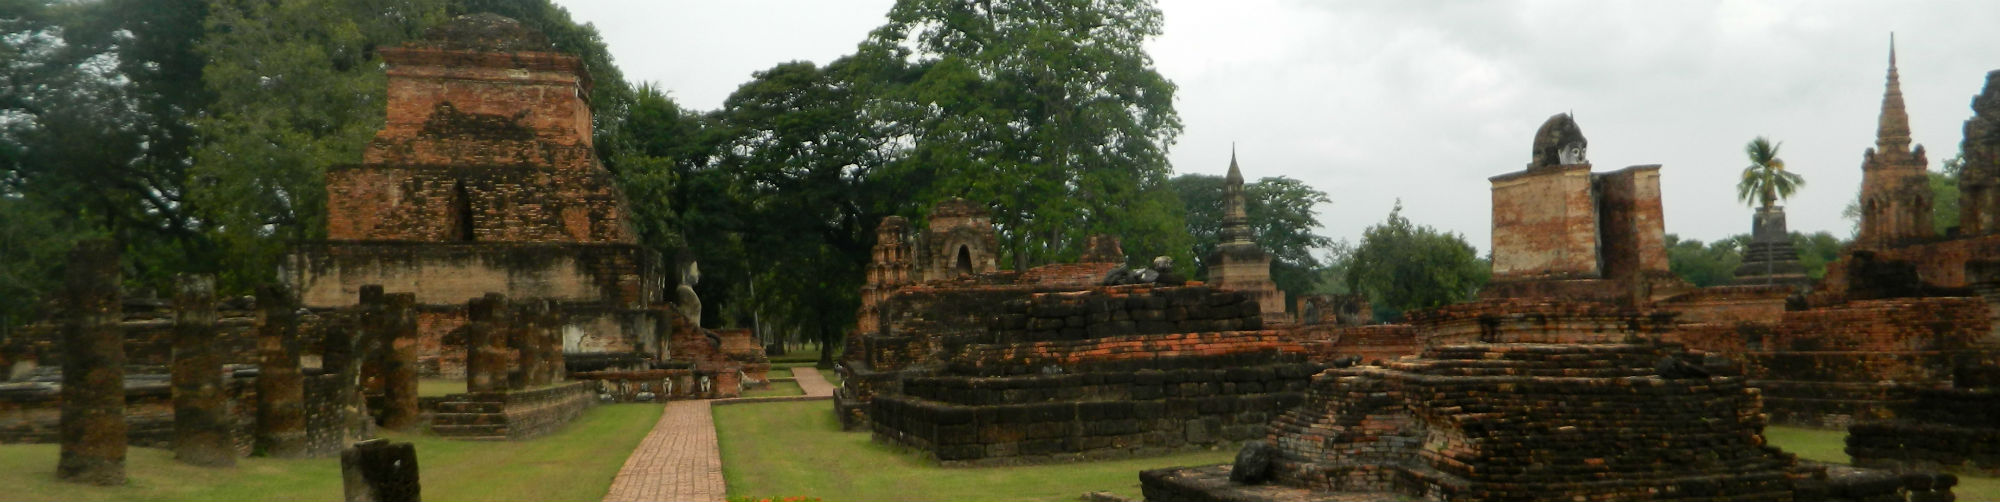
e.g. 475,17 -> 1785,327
714,400 -> 1234,501
1765,426 -> 1999,500
742,380 -> 805,398
418,378 -> 461,397
768,367 -> 794,379
0,403 -> 662,502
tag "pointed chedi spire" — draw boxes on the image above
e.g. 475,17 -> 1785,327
1877,32 -> 1912,153
1221,146 -> 1253,245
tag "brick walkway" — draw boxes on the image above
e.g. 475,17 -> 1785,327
602,367 -> 839,502
602,400 -> 725,502
792,367 -> 835,397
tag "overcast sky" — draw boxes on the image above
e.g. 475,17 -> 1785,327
551,0 -> 2000,256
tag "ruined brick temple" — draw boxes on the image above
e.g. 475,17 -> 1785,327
1141,110 -> 1961,502
1483,113 -> 1687,306
840,198 -> 1321,464
288,14 -> 664,377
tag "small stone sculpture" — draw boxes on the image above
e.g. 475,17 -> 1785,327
1100,256 -> 1186,286
1230,440 -> 1275,484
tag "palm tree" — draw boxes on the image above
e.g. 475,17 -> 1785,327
1737,136 -> 1805,209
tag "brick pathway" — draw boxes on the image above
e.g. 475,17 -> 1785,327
602,401 -> 725,502
791,367 -> 835,397
603,367 -> 839,502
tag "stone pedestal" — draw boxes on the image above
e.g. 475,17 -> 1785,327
1733,206 -> 1811,286
255,285 -> 308,457
378,293 -> 420,431
341,439 -> 420,502
57,240 -> 125,485
171,274 -> 235,467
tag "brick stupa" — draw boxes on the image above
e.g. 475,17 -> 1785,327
1205,152 -> 1289,324
289,14 -> 663,377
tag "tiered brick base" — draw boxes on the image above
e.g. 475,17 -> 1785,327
1144,341 -> 1958,501
431,381 -> 593,440
871,357 -> 1319,465
1850,388 -> 2000,475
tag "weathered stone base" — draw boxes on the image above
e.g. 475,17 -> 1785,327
1849,388 -> 2000,476
430,381 -> 593,440
1139,463 -> 1955,502
1140,465 -> 1392,502
2,374 -> 258,456
869,361 -> 1318,465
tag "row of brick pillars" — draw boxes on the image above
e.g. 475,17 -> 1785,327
465,293 -> 565,394
50,243 -> 448,486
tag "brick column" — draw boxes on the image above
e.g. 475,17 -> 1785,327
508,300 -> 538,390
341,439 -> 420,502
378,293 -> 420,430
545,307 -> 567,383
171,274 -> 234,467
57,239 -> 124,485
254,284 -> 307,457
465,294 -> 507,393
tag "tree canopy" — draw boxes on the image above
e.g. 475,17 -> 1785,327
1343,202 -> 1487,321
862,0 -> 1188,269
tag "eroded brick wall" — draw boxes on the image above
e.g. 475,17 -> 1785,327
1489,165 -> 1600,281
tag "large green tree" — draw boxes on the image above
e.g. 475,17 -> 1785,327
2,0 -> 212,309
862,0 -> 1188,269
1664,234 -> 1742,287
1168,173 -> 1333,302
1343,202 -> 1487,321
189,0 -> 449,291
711,59 -> 900,366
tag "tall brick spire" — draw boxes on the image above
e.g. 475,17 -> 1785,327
1855,33 -> 1934,249
1221,147 -> 1253,245
1877,33 -> 1912,154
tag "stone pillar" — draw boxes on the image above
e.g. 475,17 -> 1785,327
171,274 -> 234,467
341,439 -> 420,502
516,300 -> 548,386
507,300 -> 537,391
378,293 -> 420,430
57,239 -> 125,485
537,303 -> 564,385
352,287 -> 386,439
254,285 -> 307,457
465,294 -> 507,393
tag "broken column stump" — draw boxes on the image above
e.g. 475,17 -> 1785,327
341,439 -> 420,502
379,293 -> 420,431
57,239 -> 125,485
171,274 -> 235,467
465,294 -> 509,393
255,284 -> 307,457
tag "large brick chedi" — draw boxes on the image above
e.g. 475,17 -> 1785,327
57,240 -> 125,485
290,14 -> 662,377
1856,39 -> 1936,249
1960,70 -> 2000,238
